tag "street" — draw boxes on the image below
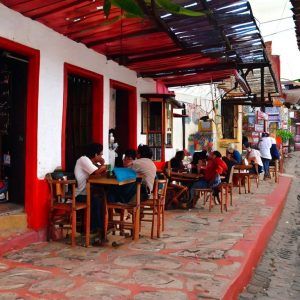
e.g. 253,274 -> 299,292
240,152 -> 300,300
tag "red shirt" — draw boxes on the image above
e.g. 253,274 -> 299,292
204,157 -> 228,183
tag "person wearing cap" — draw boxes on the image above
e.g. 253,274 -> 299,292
227,143 -> 242,164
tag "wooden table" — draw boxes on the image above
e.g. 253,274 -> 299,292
170,172 -> 203,183
234,164 -> 253,194
86,175 -> 139,247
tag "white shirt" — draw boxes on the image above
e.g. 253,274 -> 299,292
258,137 -> 272,159
248,149 -> 263,167
74,156 -> 97,196
131,158 -> 156,192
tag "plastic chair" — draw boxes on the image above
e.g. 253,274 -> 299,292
46,173 -> 88,246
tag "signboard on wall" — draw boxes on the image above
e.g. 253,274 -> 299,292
254,123 -> 264,132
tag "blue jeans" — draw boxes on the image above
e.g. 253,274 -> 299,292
108,182 -> 148,204
190,175 -> 221,201
261,158 -> 271,176
76,194 -> 102,232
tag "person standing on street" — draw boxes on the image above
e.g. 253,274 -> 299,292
258,133 -> 272,179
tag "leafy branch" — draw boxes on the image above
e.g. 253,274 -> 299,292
103,0 -> 206,19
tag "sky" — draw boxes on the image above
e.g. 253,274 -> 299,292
249,0 -> 300,81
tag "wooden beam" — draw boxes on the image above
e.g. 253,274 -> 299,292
221,100 -> 273,107
261,66 -> 265,111
32,0 -> 85,20
135,0 -> 184,49
139,63 -> 236,78
86,28 -> 160,47
165,77 -> 229,87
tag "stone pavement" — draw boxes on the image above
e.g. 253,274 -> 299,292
239,152 -> 300,300
0,174 -> 291,300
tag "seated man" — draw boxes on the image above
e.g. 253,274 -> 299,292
108,144 -> 156,204
122,149 -> 137,167
170,150 -> 185,172
74,143 -> 107,234
227,143 -> 242,164
243,142 -> 263,174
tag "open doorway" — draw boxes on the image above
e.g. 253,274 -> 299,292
109,80 -> 137,167
0,50 -> 28,208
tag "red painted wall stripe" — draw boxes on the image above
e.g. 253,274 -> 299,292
61,63 -> 104,170
110,79 -> 137,149
0,37 -> 40,229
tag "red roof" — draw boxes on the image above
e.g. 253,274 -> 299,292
1,0 -> 277,91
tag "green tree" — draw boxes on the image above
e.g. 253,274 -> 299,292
103,0 -> 206,18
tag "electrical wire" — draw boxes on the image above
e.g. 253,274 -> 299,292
263,27 -> 294,38
260,16 -> 292,25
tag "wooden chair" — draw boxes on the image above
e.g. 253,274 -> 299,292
269,159 -> 279,183
106,179 -> 141,240
248,163 -> 259,189
140,178 -> 168,238
164,161 -> 189,208
46,173 -> 88,247
192,187 -> 214,211
219,166 -> 235,209
193,181 -> 226,212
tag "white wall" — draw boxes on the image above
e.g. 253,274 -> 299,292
168,85 -> 216,160
0,4 -> 156,178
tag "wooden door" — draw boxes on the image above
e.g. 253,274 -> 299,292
65,74 -> 93,172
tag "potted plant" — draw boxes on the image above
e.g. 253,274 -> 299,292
276,129 -> 294,145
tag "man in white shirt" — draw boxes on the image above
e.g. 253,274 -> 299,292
243,142 -> 263,174
74,143 -> 106,233
258,132 -> 272,179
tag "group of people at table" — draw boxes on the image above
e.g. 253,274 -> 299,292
168,132 -> 280,206
73,133 -> 280,241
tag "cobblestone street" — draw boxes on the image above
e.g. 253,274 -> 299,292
0,168 -> 292,299
240,152 -> 300,300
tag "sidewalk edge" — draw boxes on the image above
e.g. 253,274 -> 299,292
222,175 -> 292,300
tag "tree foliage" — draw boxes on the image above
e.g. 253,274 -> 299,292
103,0 -> 206,19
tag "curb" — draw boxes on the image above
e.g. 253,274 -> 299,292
0,229 -> 47,256
222,175 -> 292,299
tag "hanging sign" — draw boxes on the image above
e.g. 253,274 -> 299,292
257,111 -> 268,120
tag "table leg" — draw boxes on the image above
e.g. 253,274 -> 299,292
86,182 -> 91,247
238,172 -> 241,194
102,190 -> 108,242
133,182 -> 141,240
247,174 -> 251,193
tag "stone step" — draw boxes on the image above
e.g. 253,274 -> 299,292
0,213 -> 27,236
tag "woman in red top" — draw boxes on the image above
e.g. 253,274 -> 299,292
190,151 -> 228,203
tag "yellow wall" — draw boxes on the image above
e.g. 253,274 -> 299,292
217,105 -> 243,155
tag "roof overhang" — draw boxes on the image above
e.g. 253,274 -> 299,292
1,0 -> 279,92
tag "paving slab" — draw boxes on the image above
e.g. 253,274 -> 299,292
0,175 -> 291,300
